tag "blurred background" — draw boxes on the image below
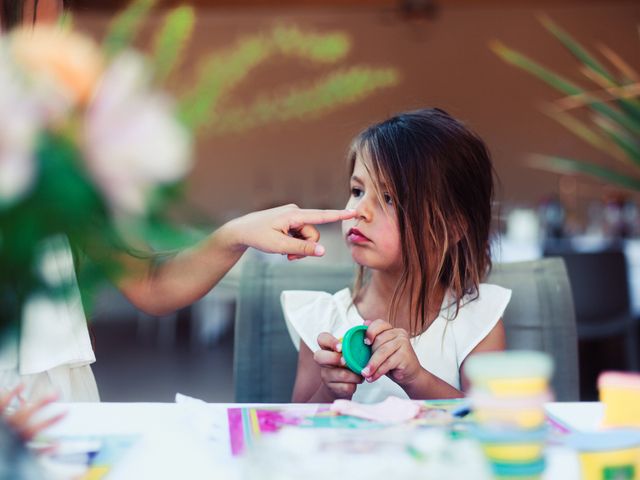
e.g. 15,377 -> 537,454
64,0 -> 639,402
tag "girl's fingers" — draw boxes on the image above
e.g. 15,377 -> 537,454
326,381 -> 357,398
20,412 -> 67,441
10,393 -> 59,425
367,352 -> 402,382
369,329 -> 399,350
317,332 -> 341,352
364,319 -> 393,345
361,340 -> 401,379
313,349 -> 343,367
324,367 -> 363,384
289,209 -> 356,228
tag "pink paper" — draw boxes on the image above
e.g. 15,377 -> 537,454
330,396 -> 422,424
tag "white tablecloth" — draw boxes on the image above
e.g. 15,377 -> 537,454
34,401 -> 604,479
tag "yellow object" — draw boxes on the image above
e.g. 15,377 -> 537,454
599,371 -> 640,428
475,406 -> 545,429
81,466 -> 110,480
486,377 -> 548,397
578,447 -> 640,480
482,443 -> 544,463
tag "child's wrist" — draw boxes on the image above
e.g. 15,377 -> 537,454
399,367 -> 429,396
214,219 -> 248,254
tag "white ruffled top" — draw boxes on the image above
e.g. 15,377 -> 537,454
281,284 -> 511,403
0,236 -> 95,375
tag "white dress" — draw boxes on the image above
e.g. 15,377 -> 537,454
0,236 -> 99,402
281,284 -> 511,403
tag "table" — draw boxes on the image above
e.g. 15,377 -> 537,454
39,401 -> 603,480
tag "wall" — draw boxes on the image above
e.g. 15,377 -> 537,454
75,1 -> 640,225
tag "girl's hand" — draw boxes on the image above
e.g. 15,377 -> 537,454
361,319 -> 422,389
0,385 -> 66,443
314,332 -> 364,400
221,204 -> 356,260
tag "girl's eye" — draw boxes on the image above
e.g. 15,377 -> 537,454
351,187 -> 363,198
383,193 -> 393,205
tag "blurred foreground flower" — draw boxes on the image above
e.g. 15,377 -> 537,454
0,0 -> 400,335
85,51 -> 191,214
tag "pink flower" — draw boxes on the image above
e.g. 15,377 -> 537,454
84,52 -> 192,215
0,46 -> 39,205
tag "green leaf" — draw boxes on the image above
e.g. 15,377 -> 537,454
491,40 -> 640,135
178,37 -> 272,131
593,115 -> 640,167
152,6 -> 195,83
539,15 -> 616,84
530,154 -> 640,191
270,25 -> 350,63
208,66 -> 400,135
103,0 -> 156,57
543,106 -> 628,162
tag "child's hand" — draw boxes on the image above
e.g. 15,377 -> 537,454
314,332 -> 364,400
0,385 -> 66,443
360,319 -> 422,389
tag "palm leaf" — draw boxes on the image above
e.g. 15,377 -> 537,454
539,15 -> 616,84
103,0 -> 156,57
543,105 -> 628,162
598,44 -> 639,82
580,66 -> 640,122
593,115 -> 640,167
152,6 -> 195,83
530,154 -> 640,192
491,40 -> 640,135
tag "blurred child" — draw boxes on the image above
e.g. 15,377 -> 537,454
282,108 -> 511,403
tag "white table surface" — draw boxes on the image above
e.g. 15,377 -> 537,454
39,401 -> 598,480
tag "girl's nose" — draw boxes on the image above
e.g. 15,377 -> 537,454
355,195 -> 373,222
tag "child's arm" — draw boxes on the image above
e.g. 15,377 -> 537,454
292,334 -> 364,403
117,205 -> 355,316
361,319 -> 466,399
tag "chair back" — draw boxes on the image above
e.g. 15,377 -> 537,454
233,258 -> 578,402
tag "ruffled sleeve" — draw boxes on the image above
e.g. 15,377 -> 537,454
280,289 -> 351,353
452,283 -> 512,365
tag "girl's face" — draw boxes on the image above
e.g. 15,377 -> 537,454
342,153 -> 402,273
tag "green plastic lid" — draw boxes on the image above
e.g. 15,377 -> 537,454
342,325 -> 372,374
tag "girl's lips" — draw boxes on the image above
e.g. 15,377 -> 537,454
347,228 -> 371,244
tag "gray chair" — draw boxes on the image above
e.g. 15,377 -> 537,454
545,250 -> 639,372
233,258 -> 579,402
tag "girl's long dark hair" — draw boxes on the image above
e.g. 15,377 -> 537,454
349,108 -> 495,335
1,0 -> 67,30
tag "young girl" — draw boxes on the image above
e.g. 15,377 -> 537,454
282,108 -> 511,403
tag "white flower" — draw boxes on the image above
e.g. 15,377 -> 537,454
0,45 -> 40,206
84,51 -> 192,215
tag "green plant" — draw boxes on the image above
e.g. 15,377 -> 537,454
0,0 -> 400,335
491,16 -> 640,191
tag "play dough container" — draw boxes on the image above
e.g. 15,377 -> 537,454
471,391 -> 552,430
472,426 -> 548,478
464,351 -> 553,397
566,431 -> 640,480
341,325 -> 372,375
598,371 -> 640,428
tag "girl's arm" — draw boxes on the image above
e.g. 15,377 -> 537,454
459,318 -> 506,391
117,205 -> 355,316
401,319 -> 506,398
362,319 -> 505,399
